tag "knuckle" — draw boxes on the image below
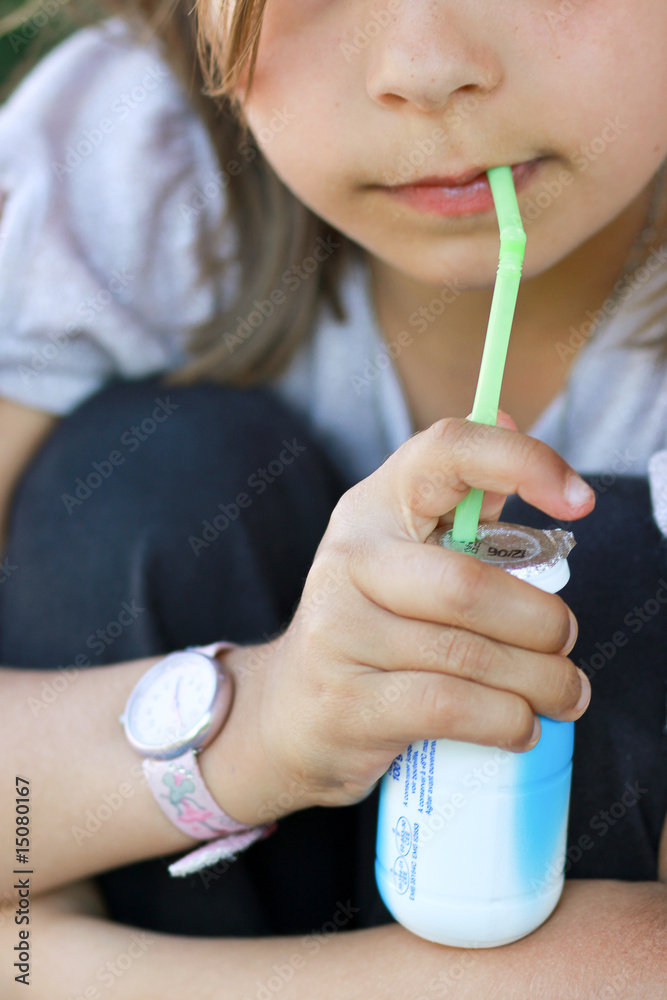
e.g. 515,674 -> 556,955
428,415 -> 461,447
420,625 -> 458,667
430,415 -> 497,466
428,416 -> 471,470
509,432 -> 543,475
397,426 -> 460,517
441,629 -> 494,685
438,553 -> 486,628
394,418 -> 489,522
403,473 -> 445,517
318,518 -> 374,581
422,674 -> 464,729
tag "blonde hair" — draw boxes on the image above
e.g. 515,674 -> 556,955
3,0 -> 667,379
166,0 -> 358,387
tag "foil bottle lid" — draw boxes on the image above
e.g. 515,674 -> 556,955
425,521 -> 575,584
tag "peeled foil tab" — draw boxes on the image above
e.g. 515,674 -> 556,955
425,521 -> 575,582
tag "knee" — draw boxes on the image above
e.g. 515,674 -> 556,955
9,376 -> 346,543
46,378 -> 313,481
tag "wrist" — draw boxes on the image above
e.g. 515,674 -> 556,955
198,643 -> 307,827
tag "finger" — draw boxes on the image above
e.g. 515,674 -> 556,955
478,410 -> 519,520
495,409 -> 518,432
435,411 -> 518,528
466,409 -> 517,432
354,665 -> 541,752
368,417 -> 595,543
344,605 -> 588,722
348,534 -> 576,654
435,485 -> 508,530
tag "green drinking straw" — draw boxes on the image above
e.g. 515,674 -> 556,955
450,165 -> 526,545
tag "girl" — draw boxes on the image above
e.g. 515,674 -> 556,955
1,1 -> 666,996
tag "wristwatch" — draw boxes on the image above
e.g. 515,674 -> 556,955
120,641 -> 276,877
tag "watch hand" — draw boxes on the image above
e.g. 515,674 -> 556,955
173,677 -> 185,732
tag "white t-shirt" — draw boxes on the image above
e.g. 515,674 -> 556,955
2,17 -> 667,494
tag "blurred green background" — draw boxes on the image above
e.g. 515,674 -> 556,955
0,1 -> 26,88
0,36 -> 15,85
0,0 -> 78,97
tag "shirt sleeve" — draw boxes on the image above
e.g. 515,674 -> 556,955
0,17 -> 237,415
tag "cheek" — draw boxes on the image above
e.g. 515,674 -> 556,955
518,3 -> 667,215
575,60 -> 667,212
237,0 -> 365,180
540,3 -> 667,156
240,1 -> 335,121
239,17 -> 355,205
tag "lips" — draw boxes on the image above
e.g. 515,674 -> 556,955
381,158 -> 546,217
401,167 -> 490,187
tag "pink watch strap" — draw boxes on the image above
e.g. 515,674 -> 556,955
145,748 -> 257,840
145,641 -> 277,877
166,823 -> 277,877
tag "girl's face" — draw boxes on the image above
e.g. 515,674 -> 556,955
234,0 -> 667,289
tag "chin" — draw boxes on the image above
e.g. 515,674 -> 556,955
394,248 -> 507,292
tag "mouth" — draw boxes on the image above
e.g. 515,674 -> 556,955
378,158 -> 548,217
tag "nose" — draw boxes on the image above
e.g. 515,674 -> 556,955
365,3 -> 502,114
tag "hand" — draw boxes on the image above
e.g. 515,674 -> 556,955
245,414 -> 596,815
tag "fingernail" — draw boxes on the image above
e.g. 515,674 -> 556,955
565,474 -> 595,509
527,715 -> 541,747
561,611 -> 578,655
574,670 -> 591,713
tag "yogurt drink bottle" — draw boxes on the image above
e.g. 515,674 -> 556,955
375,522 -> 576,948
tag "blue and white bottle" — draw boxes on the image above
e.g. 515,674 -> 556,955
375,523 -> 576,947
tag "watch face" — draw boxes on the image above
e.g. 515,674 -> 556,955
122,651 -> 232,758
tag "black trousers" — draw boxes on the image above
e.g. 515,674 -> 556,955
1,378 -> 666,937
